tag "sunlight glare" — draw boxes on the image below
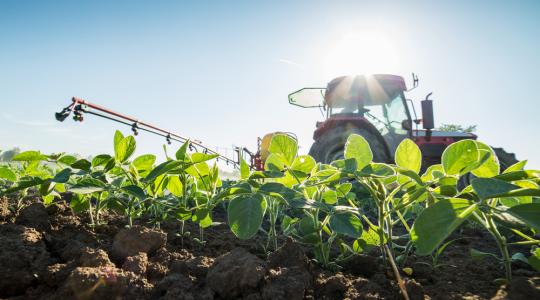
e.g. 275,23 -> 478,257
324,31 -> 399,77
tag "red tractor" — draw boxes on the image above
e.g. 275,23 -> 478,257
288,74 -> 517,170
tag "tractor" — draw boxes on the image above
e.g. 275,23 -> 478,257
286,74 -> 517,171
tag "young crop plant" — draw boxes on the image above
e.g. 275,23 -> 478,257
225,134 -> 367,269
0,150 -> 79,212
409,140 -> 540,283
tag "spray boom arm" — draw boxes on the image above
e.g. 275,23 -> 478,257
56,97 -> 244,168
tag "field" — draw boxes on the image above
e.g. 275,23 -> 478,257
1,131 -> 539,299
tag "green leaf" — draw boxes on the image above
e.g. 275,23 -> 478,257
228,194 -> 267,239
344,134 -> 372,170
192,208 -> 213,228
133,154 -> 156,173
268,134 -> 298,166
330,213 -> 363,238
175,141 -> 190,161
121,185 -> 146,200
471,178 -> 520,200
470,248 -> 499,261
58,155 -> 77,166
12,150 -> 47,161
167,176 -> 183,196
471,142 -> 500,178
264,153 -> 286,172
52,168 -> 72,183
353,226 -> 384,253
507,203 -> 540,231
92,154 -> 113,167
504,160 -> 527,174
0,167 -> 17,182
113,130 -> 124,152
441,140 -> 479,175
439,176 -> 458,197
69,178 -> 107,194
190,153 -> 219,164
336,182 -> 352,198
143,160 -> 182,183
290,155 -> 316,175
322,189 -> 338,204
411,198 -> 477,256
240,156 -> 250,180
395,138 -> 422,174
528,248 -> 540,272
115,136 -> 136,163
4,176 -> 44,193
331,158 -> 357,173
421,164 -> 444,182
70,194 -> 89,212
363,163 -> 396,178
71,159 -> 91,171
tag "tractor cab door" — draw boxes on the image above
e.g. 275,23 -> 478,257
288,88 -> 326,108
364,92 -> 411,154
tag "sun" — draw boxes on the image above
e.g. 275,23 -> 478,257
324,31 -> 399,77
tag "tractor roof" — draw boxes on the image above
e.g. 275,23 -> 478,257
325,74 -> 406,108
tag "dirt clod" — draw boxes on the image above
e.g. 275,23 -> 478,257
111,225 -> 167,260
263,266 -> 312,300
16,202 -> 50,230
123,252 -> 148,275
492,276 -> 540,300
207,247 -> 266,299
263,237 -> 313,300
343,254 -> 379,277
404,278 -> 425,300
267,237 -> 310,269
0,224 -> 52,297
58,266 -> 152,300
79,247 -> 115,268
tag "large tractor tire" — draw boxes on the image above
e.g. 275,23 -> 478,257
309,126 -> 389,164
493,147 -> 518,171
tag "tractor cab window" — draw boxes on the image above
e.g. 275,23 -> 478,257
364,93 -> 409,136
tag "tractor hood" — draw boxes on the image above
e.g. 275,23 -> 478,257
413,130 -> 477,139
325,74 -> 406,108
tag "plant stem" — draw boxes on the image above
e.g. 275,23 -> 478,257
385,245 -> 410,300
486,214 -> 512,282
180,220 -> 185,248
378,203 -> 388,267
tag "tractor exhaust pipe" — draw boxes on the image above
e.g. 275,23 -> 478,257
421,93 -> 434,141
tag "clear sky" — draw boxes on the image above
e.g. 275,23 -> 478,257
1,0 -> 539,168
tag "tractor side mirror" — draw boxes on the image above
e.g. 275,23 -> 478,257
421,93 -> 434,130
401,119 -> 412,131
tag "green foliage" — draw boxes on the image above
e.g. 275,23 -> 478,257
395,138 -> 422,174
411,198 -> 477,255
344,134 -> 372,170
228,194 -> 267,239
2,131 -> 539,284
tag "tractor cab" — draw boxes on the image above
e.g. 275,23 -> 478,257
289,74 -> 416,162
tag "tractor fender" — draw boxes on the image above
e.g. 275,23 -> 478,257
313,116 -> 392,160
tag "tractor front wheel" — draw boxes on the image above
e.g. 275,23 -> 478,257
309,126 -> 389,164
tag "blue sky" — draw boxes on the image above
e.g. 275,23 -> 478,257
1,0 -> 539,168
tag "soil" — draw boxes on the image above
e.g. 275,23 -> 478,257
0,197 -> 539,300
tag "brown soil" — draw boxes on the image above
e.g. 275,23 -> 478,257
1,198 -> 539,300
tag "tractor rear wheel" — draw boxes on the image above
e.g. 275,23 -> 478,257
309,126 -> 389,164
493,147 -> 518,171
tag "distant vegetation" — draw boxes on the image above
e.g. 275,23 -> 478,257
438,123 -> 477,133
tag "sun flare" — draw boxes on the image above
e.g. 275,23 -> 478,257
324,31 -> 399,77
